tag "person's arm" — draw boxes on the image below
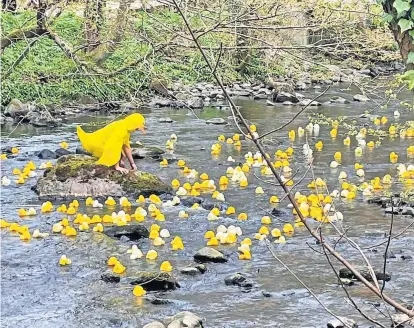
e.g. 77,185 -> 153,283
123,145 -> 137,171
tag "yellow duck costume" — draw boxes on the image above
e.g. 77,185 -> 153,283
77,113 -> 145,167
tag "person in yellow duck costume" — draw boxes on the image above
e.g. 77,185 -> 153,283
77,113 -> 146,173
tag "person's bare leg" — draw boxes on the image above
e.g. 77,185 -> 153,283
122,145 -> 137,171
115,160 -> 129,174
120,154 -> 126,168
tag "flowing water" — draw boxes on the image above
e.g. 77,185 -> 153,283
1,83 -> 414,328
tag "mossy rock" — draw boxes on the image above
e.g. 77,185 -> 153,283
123,271 -> 179,291
34,154 -> 171,199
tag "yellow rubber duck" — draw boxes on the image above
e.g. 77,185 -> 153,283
315,141 -> 323,151
238,213 -> 248,221
334,152 -> 342,161
149,194 -> 162,204
133,286 -> 146,297
343,137 -> 351,146
207,237 -> 219,246
226,206 -> 236,215
160,159 -> 168,166
160,261 -> 173,272
330,129 -> 337,138
11,147 -> 19,154
171,236 -> 184,250
177,159 -> 186,167
113,262 -> 126,274
269,196 -> 279,204
288,130 -> 295,140
59,255 -> 72,266
59,141 -> 69,149
1,154 -> 7,160
283,223 -> 294,234
146,249 -> 158,260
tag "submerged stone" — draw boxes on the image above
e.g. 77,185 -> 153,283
34,154 -> 171,199
104,225 -> 149,241
327,317 -> 357,328
164,311 -> 203,328
224,273 -> 254,288
37,149 -> 56,159
124,271 -> 179,291
101,270 -> 121,283
143,322 -> 166,328
339,267 -> 391,282
194,247 -> 227,263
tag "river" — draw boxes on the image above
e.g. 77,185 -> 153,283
1,82 -> 413,327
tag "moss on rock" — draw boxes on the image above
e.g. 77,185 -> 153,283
35,154 -> 171,199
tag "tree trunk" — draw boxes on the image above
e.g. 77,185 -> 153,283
2,0 -> 17,12
85,0 -> 106,52
382,0 -> 414,70
93,0 -> 133,64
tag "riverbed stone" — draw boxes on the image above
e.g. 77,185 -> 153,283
274,92 -> 299,103
353,94 -> 369,102
101,270 -> 121,283
402,207 -> 414,216
391,314 -> 414,327
143,321 -> 166,328
164,311 -> 203,328
180,267 -> 201,276
131,145 -> 165,160
224,273 -> 254,288
339,267 -> 391,282
194,247 -> 227,263
4,98 -> 35,118
206,118 -> 227,125
159,117 -> 174,123
187,97 -> 203,108
327,317 -> 358,328
330,96 -> 349,104
104,224 -> 149,240
266,100 -> 275,106
34,154 -> 171,199
37,149 -> 56,159
55,148 -> 72,158
124,271 -> 179,291
299,99 -> 322,106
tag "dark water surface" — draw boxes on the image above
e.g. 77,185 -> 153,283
1,84 -> 414,327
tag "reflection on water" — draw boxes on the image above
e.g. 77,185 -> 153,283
1,84 -> 413,328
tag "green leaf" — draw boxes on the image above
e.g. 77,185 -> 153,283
402,70 -> 414,90
408,52 -> 414,64
409,30 -> 414,38
382,13 -> 394,23
398,18 -> 414,32
393,0 -> 411,14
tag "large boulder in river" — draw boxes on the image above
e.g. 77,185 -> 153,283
164,311 -> 203,328
4,99 -> 35,118
34,154 -> 171,199
124,271 -> 179,290
194,247 -> 227,263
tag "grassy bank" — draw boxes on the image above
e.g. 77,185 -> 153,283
0,4 -> 399,107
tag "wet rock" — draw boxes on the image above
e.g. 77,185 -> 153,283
253,94 -> 267,99
187,97 -> 203,109
385,207 -> 400,214
339,267 -> 391,282
262,290 -> 272,297
401,255 -> 413,261
38,149 -> 57,159
224,273 -> 254,288
104,225 -> 149,240
147,296 -> 175,305
206,118 -> 227,125
327,317 -> 357,328
180,196 -> 204,207
181,264 -> 206,275
0,114 -> 13,125
269,81 -> 295,94
274,92 -> 299,103
101,270 -> 121,283
4,99 -> 35,118
330,96 -> 349,104
282,101 -> 294,106
159,117 -> 174,123
295,81 -> 308,90
339,278 -> 354,286
402,207 -> 414,216
164,311 -> 203,328
194,247 -> 227,263
143,321 -> 166,328
353,94 -> 369,102
150,98 -> 173,107
125,271 -> 179,291
75,147 -> 89,155
391,314 -> 414,327
299,99 -> 322,106
271,208 -> 289,217
131,145 -> 165,160
55,148 -> 72,158
266,100 -> 275,106
34,154 -> 171,199
26,109 -> 59,127
150,79 -> 170,97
